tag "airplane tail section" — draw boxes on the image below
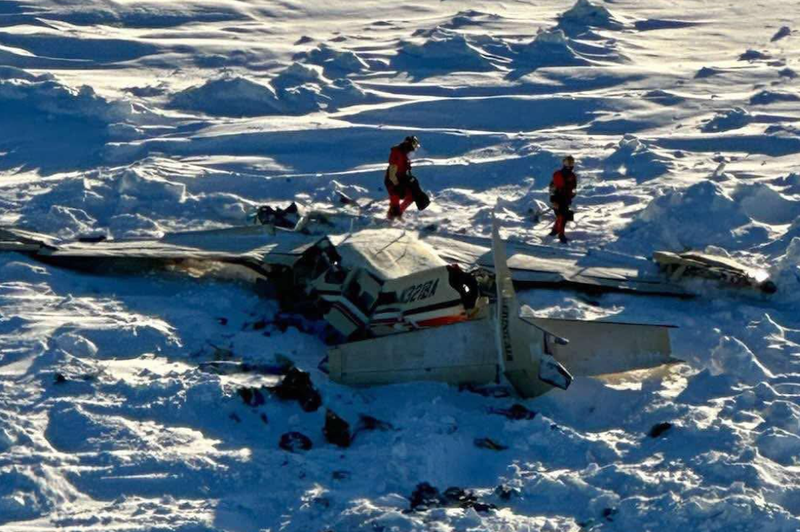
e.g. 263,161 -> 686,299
491,217 -> 573,397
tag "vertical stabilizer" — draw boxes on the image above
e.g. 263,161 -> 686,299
491,217 -> 572,397
491,217 -> 514,374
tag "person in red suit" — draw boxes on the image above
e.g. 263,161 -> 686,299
549,155 -> 578,243
385,135 -> 421,219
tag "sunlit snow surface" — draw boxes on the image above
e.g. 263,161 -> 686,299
1,0 -> 800,530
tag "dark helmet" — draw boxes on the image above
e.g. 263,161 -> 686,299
404,135 -> 421,151
562,155 -> 575,168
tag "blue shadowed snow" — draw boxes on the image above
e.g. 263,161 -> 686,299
2,0 -> 800,530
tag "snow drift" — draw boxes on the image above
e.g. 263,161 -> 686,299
624,180 -> 764,251
602,135 -> 671,181
392,28 -> 497,73
169,67 -> 379,117
293,43 -> 371,76
557,0 -> 625,34
0,68 -> 137,128
169,76 -> 284,117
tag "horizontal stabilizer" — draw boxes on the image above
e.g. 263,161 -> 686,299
521,309 -> 674,376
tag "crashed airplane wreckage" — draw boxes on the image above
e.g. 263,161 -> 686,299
0,215 -> 680,398
329,220 -> 676,397
653,250 -> 777,294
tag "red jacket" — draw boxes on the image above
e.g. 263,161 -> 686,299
387,146 -> 411,180
550,167 -> 577,202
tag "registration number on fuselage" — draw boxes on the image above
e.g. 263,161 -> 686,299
399,279 -> 440,304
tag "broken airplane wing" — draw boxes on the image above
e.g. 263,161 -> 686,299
0,225 -> 326,275
2,221 -> 690,298
423,232 -> 690,297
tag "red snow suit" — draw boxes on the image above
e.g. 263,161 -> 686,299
549,167 -> 578,237
385,145 -> 414,218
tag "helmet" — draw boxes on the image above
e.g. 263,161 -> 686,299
562,155 -> 575,167
404,135 -> 421,150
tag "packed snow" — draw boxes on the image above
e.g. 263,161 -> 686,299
1,0 -> 800,531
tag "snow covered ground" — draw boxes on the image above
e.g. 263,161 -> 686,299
1,0 -> 800,530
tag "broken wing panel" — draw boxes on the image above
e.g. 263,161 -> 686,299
2,225 -> 325,269
424,233 -> 689,296
0,227 -> 59,251
58,226 -> 323,265
522,311 -> 675,377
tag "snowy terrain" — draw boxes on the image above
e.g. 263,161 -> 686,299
1,0 -> 800,530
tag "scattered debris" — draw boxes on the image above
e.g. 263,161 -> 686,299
653,250 -> 777,294
270,367 -> 322,412
238,387 -> 266,407
323,409 -> 352,448
447,487 -> 492,511
355,414 -> 394,433
52,372 -> 95,385
253,202 -> 301,228
279,431 -> 313,452
494,484 -> 521,501
320,411 -> 394,447
443,487 -> 494,512
489,403 -> 537,420
648,422 -> 673,438
474,437 -> 508,451
603,507 -> 618,521
408,482 -> 497,513
336,191 -> 355,205
408,482 -> 445,511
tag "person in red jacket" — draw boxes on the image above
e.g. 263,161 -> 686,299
549,155 -> 578,243
385,135 -> 421,219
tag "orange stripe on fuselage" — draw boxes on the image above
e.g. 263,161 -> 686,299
415,315 -> 468,327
